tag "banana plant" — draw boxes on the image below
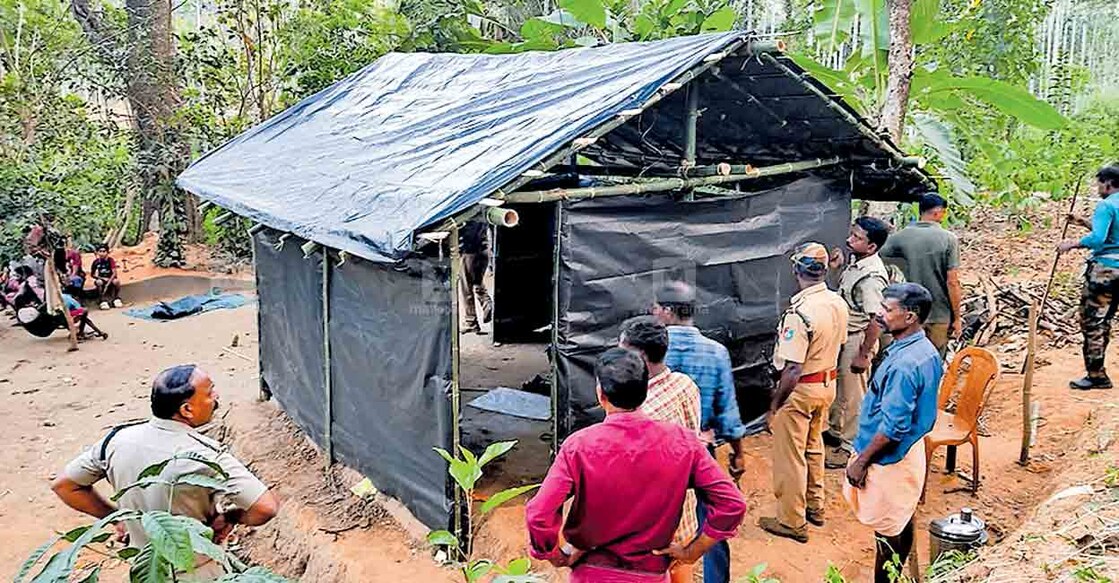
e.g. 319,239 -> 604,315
796,0 -> 1067,201
428,440 -> 541,583
17,456 -> 289,583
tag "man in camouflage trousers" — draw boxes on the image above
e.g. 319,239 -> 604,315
1059,163 -> 1119,390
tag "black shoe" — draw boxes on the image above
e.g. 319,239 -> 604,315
822,431 -> 842,448
1070,376 -> 1112,390
806,509 -> 825,527
825,447 -> 851,470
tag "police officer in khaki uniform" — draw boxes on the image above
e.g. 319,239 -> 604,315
760,242 -> 849,543
825,217 -> 891,469
52,365 -> 279,580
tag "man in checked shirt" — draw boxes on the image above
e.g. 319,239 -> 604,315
620,316 -> 702,583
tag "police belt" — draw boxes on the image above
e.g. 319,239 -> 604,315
799,369 -> 838,384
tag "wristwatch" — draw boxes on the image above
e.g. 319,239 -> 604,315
560,543 -> 575,557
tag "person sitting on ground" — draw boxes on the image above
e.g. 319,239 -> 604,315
64,237 -> 86,298
90,243 -> 122,310
619,316 -> 703,583
0,265 -> 14,312
842,283 -> 942,583
525,347 -> 746,583
8,265 -> 45,310
52,365 -> 279,580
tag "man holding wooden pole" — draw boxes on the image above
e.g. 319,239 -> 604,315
1058,163 -> 1119,390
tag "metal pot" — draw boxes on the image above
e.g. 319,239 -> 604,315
929,507 -> 989,563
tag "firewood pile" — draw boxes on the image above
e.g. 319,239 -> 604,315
961,277 -> 1079,357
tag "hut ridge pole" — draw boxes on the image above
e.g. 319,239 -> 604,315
503,157 -> 844,203
1019,300 -> 1038,465
448,226 -> 466,545
322,248 -> 333,468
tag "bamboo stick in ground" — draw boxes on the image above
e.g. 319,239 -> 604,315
1020,301 -> 1039,465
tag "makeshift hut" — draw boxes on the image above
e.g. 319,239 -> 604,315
176,31 -> 933,534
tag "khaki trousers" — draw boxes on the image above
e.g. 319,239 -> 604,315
772,381 -> 834,529
829,331 -> 874,452
924,322 -> 949,357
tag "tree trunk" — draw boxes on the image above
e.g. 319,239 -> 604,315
70,0 -> 197,261
862,0 -> 914,222
880,0 -> 914,144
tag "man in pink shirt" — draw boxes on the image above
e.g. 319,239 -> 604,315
525,348 -> 747,582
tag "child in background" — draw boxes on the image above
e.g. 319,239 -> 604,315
64,237 -> 85,298
91,244 -> 122,310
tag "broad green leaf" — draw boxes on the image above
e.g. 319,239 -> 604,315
137,459 -> 172,480
478,440 -> 517,467
89,532 -> 112,544
433,447 -> 455,464
141,511 -> 196,572
910,0 -> 949,44
480,484 -> 540,515
61,525 -> 92,543
118,547 -> 141,560
32,509 -> 140,583
500,557 -> 531,575
538,9 -> 584,28
14,535 -> 59,583
559,0 -> 606,29
464,559 -> 494,583
633,13 -> 657,38
573,36 -> 599,47
700,7 -> 737,32
812,0 -> 856,51
921,76 -> 1067,130
520,18 -> 566,41
855,0 -> 887,93
458,445 -> 479,466
493,576 -> 543,583
189,529 -> 228,570
448,458 -> 483,491
174,473 -> 231,493
129,544 -> 172,583
111,477 -> 173,502
213,566 -> 291,582
910,112 -> 976,202
172,451 -> 230,480
426,530 -> 460,547
76,566 -> 100,583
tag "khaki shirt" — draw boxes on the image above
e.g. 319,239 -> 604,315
773,283 -> 849,376
63,418 -> 268,550
838,253 -> 888,334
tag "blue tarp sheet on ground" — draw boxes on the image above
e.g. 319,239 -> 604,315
125,292 -> 250,321
176,33 -> 746,263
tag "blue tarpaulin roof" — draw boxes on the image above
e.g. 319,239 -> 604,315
177,32 -> 923,263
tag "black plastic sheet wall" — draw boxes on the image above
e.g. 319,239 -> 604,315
254,231 -> 327,447
328,257 -> 454,530
554,177 -> 851,436
254,231 -> 454,529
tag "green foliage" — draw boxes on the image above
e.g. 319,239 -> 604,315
18,457 -> 288,583
431,440 -> 541,583
740,562 -> 780,583
824,563 -> 847,582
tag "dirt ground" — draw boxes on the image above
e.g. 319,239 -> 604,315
0,201 -> 1115,581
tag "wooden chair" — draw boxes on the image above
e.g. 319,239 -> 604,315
921,347 -> 1000,502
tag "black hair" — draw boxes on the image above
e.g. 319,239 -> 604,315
883,283 -> 933,324
14,265 -> 32,278
654,281 -> 696,320
95,243 -> 109,253
1098,164 -> 1119,189
918,192 -> 948,215
854,216 -> 890,250
594,347 -> 648,410
151,364 -> 199,419
619,316 -> 669,364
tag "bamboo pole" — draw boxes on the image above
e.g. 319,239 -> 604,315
322,248 -> 333,468
448,226 -> 466,545
503,157 -> 844,204
1020,300 -> 1038,465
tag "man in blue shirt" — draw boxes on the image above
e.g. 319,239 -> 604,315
843,283 -> 942,583
653,281 -> 746,583
1059,163 -> 1119,390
